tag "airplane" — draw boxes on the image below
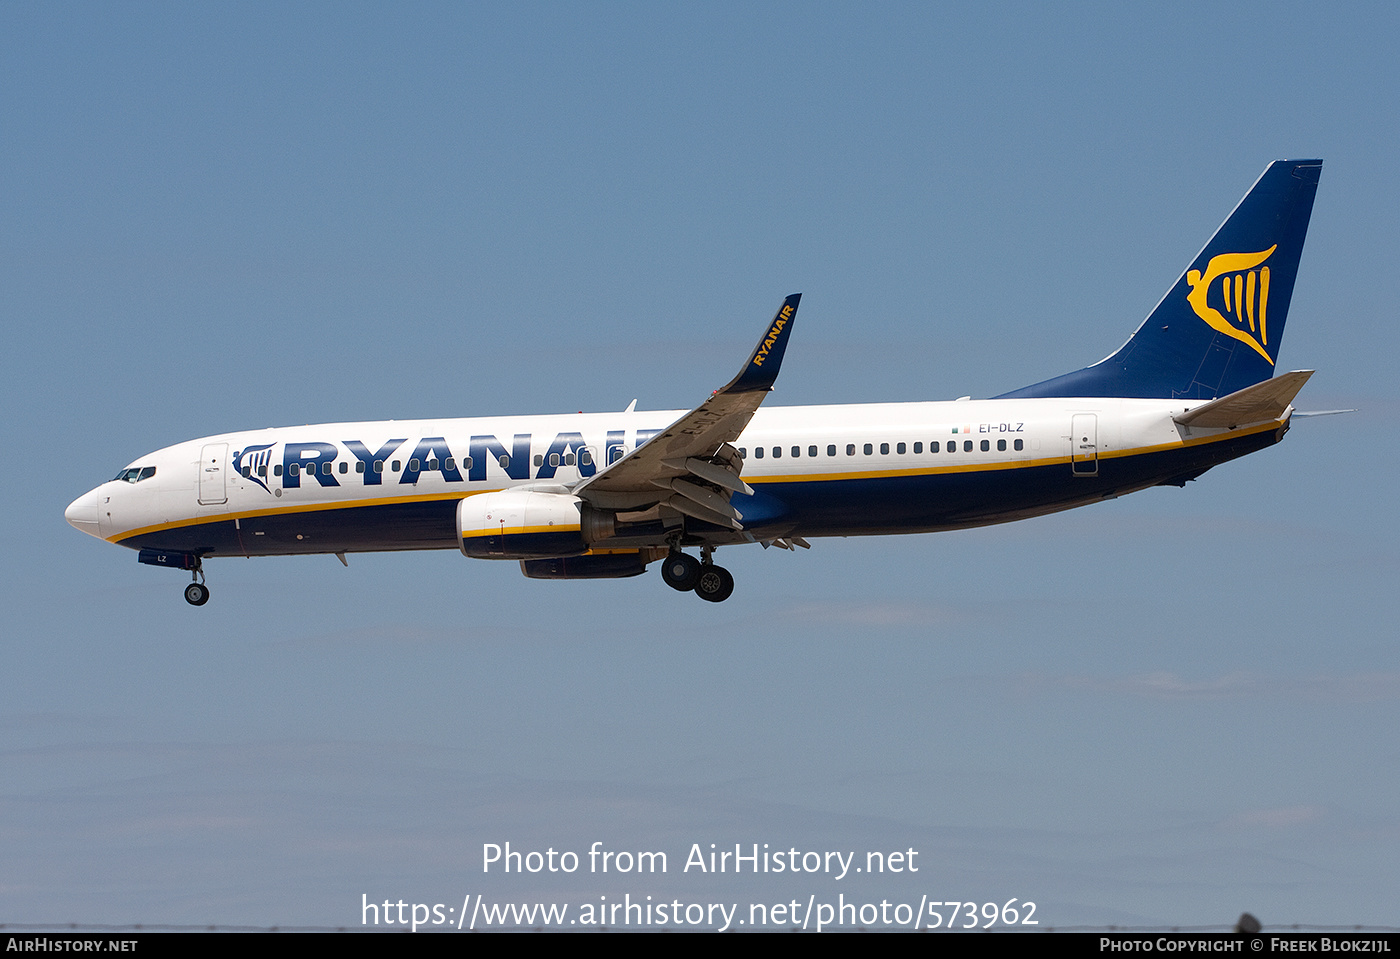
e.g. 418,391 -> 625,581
66,159 -> 1323,606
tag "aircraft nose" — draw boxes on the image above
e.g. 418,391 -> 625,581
65,488 -> 103,538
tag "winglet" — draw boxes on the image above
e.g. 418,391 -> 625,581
722,293 -> 801,394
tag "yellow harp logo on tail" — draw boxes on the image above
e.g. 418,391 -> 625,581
1185,245 -> 1277,364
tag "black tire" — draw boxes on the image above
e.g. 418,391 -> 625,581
184,582 -> 210,606
660,552 -> 701,591
694,564 -> 734,603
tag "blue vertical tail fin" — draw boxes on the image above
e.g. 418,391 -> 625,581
999,159 -> 1322,400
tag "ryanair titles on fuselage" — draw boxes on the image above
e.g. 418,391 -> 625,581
232,428 -> 665,493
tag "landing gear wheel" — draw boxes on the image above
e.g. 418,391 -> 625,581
184,582 -> 210,606
661,552 -> 701,591
694,564 -> 734,603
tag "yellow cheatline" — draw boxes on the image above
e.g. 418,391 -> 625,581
461,524 -> 581,538
110,488 -> 500,544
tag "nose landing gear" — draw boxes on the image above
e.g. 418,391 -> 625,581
183,560 -> 209,606
137,548 -> 211,606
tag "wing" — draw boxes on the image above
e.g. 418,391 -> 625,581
573,293 -> 801,529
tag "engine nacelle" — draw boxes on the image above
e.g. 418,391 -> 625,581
458,489 -> 613,560
520,550 -> 664,579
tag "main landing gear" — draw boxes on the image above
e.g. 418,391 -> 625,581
660,548 -> 734,603
184,560 -> 209,606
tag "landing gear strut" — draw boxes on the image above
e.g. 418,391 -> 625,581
183,560 -> 209,606
658,546 -> 735,602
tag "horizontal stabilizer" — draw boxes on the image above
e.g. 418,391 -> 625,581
1174,370 -> 1313,429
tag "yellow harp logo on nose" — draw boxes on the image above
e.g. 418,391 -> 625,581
1185,245 -> 1277,364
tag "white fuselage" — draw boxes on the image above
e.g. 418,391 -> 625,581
67,395 -> 1284,557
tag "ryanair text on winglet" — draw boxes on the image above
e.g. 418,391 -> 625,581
751,305 -> 793,367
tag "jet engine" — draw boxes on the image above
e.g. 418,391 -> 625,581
457,488 -> 614,560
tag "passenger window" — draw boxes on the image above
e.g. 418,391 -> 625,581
791,446 -> 800,458
997,439 -> 1006,451
355,462 -> 365,473
578,450 -> 591,466
914,442 -> 922,453
549,453 -> 560,467
498,455 -> 509,469
847,444 -> 855,456
289,463 -> 299,477
242,465 -> 251,478
258,465 -> 266,477
896,442 -> 906,454
772,447 -> 781,459
409,459 -> 420,471
963,441 -> 973,452
1014,439 -> 1024,451
445,457 -> 456,471
808,445 -> 817,457
534,454 -> 544,467
463,457 -> 473,470
428,458 -> 439,470
392,460 -> 402,472
374,460 -> 384,473
739,448 -> 747,458
565,453 -> 575,466
755,447 -> 764,458
827,445 -> 836,456
863,443 -> 873,455
339,461 -> 348,474
980,440 -> 989,452
880,442 -> 889,455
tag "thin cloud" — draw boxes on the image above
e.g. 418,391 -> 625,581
1220,805 -> 1327,830
1033,671 -> 1400,702
783,600 -> 980,627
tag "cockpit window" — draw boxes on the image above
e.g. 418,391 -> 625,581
112,466 -> 157,484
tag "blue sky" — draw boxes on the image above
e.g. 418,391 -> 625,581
4,1 -> 1398,929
